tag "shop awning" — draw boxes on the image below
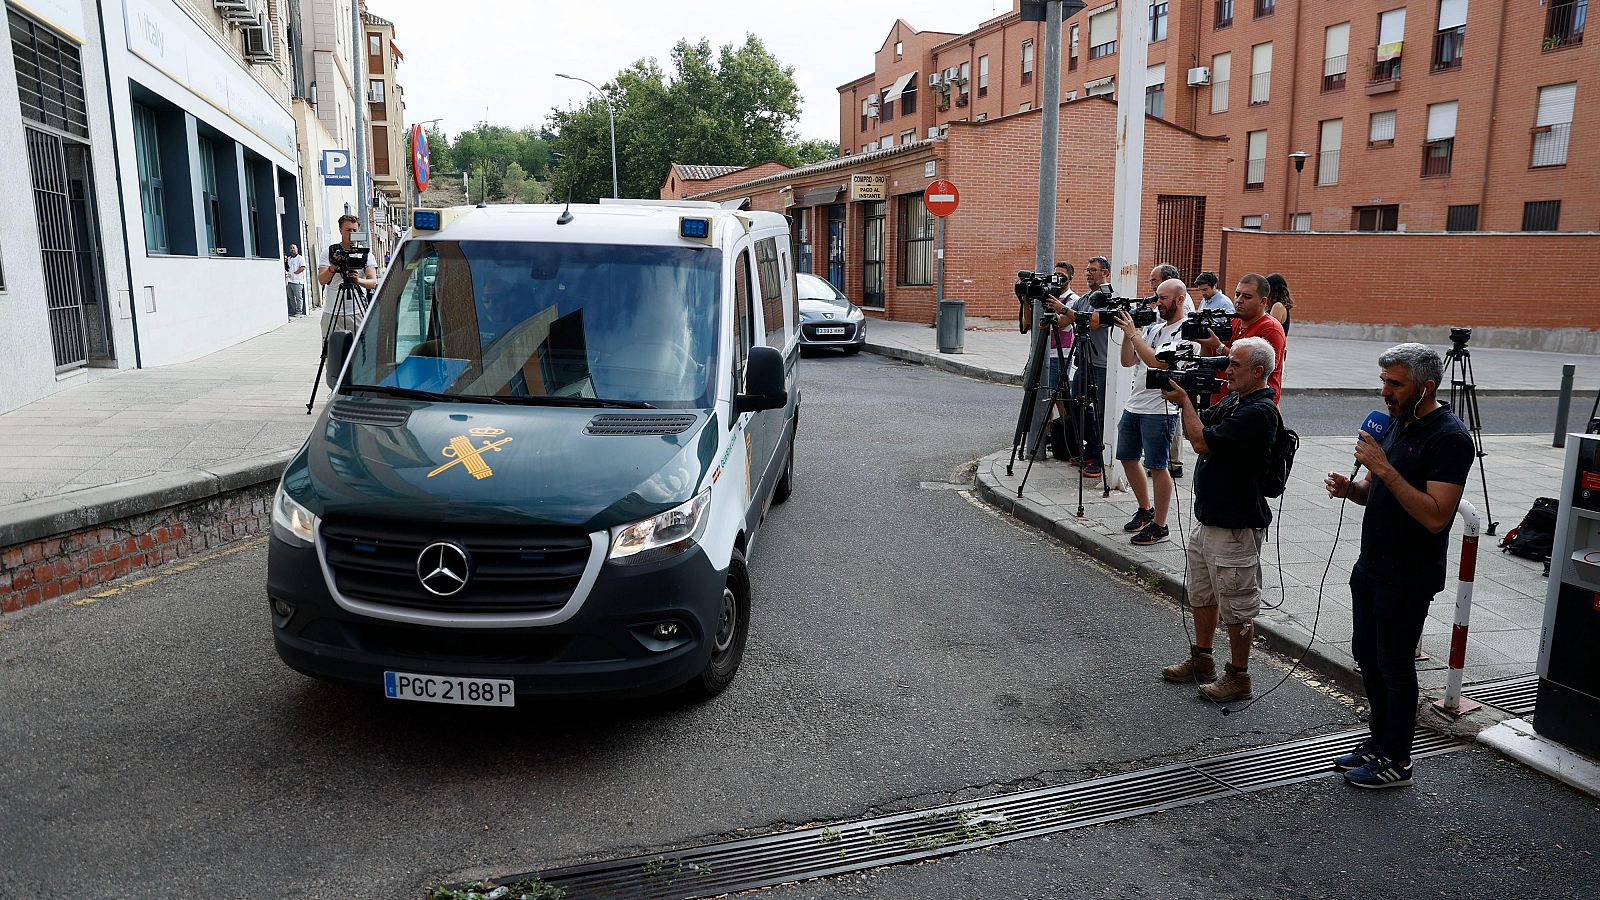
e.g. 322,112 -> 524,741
882,72 -> 917,104
800,184 -> 846,206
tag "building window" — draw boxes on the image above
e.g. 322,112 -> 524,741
978,55 -> 989,97
960,61 -> 971,98
1089,6 -> 1118,59
1323,22 -> 1350,92
901,84 -> 917,115
1523,200 -> 1561,230
368,78 -> 385,103
976,112 -> 987,122
1354,204 -> 1399,231
882,96 -> 895,122
1241,215 -> 1263,229
1150,2 -> 1168,42
199,138 -> 222,253
1085,76 -> 1115,98
1292,213 -> 1312,231
1423,101 -> 1457,176
131,102 -> 169,254
373,124 -> 389,175
1369,109 -> 1397,146
900,129 -> 915,144
369,34 -> 381,56
1018,101 -> 1033,112
1532,82 -> 1576,167
1445,204 -> 1479,231
1245,130 -> 1266,189
1317,119 -> 1342,185
1433,0 -> 1467,70
1145,64 -> 1165,117
1215,0 -> 1234,29
1255,0 -> 1275,18
1210,52 -> 1231,113
898,193 -> 935,285
1021,39 -> 1035,85
1371,8 -> 1407,84
881,133 -> 893,149
1544,0 -> 1587,51
861,98 -> 870,132
1249,43 -> 1272,105
1069,25 -> 1079,71
895,40 -> 903,58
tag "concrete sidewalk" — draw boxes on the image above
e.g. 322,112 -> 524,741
865,317 -> 1600,395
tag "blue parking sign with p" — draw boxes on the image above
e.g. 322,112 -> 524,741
322,150 -> 352,186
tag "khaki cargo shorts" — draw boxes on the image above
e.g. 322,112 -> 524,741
1185,525 -> 1266,625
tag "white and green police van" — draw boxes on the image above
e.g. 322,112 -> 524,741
267,200 -> 800,704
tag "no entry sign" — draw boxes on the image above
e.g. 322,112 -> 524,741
924,179 -> 960,217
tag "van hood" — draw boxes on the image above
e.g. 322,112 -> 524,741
285,401 -> 721,532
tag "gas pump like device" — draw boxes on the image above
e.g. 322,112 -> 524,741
1536,432 -> 1600,757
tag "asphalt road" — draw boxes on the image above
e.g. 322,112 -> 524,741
0,353 -> 1594,898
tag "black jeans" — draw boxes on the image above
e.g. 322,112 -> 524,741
1350,568 -> 1433,764
1072,365 -> 1108,464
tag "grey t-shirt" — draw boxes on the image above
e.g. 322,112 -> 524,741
1070,286 -> 1111,368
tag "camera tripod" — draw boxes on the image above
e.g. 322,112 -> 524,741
1014,314 -> 1101,517
1443,330 -> 1498,535
306,273 -> 371,414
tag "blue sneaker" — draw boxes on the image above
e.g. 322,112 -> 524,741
1332,739 -> 1380,772
1344,755 -> 1413,789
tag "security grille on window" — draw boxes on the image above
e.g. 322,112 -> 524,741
1423,101 -> 1457,176
1215,0 -> 1233,29
898,194 -> 935,285
1292,213 -> 1311,232
1089,6 -> 1118,59
1543,0 -> 1587,51
1241,215 -> 1263,229
1369,109 -> 1397,146
1022,39 -> 1035,84
9,9 -> 89,137
1210,52 -> 1231,113
1145,64 -> 1165,117
1523,200 -> 1561,231
1255,0 -> 1275,18
1318,119 -> 1342,185
1532,82 -> 1576,167
1446,204 -> 1479,232
1323,22 -> 1350,91
1245,130 -> 1266,188
1250,42 -> 1272,104
1433,0 -> 1467,70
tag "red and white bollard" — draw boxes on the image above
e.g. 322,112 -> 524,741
1435,500 -> 1483,716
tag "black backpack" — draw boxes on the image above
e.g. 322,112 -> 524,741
1260,404 -> 1299,499
1500,497 -> 1558,565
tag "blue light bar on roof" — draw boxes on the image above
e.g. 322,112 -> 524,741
680,216 -> 710,240
413,209 -> 442,230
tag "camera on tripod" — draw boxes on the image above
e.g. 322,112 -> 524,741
1015,270 -> 1072,334
1180,308 -> 1237,343
328,239 -> 372,276
1085,286 -> 1158,330
1146,345 -> 1228,408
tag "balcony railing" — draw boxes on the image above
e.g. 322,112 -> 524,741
1432,27 -> 1465,70
1367,48 -> 1401,88
1245,157 -> 1265,188
1215,0 -> 1233,28
1544,0 -> 1587,51
1422,138 -> 1454,177
1531,122 -> 1572,167
1322,56 -> 1347,92
1317,148 -> 1340,185
1255,0 -> 1275,18
1211,78 -> 1230,113
1249,71 -> 1271,104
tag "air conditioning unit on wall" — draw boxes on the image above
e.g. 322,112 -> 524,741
929,73 -> 943,87
1186,66 -> 1212,86
215,0 -> 261,26
243,23 -> 275,63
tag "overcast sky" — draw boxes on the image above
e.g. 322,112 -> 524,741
367,0 -> 1010,144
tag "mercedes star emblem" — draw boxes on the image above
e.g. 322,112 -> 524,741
417,541 -> 471,596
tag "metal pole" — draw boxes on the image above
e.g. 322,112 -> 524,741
1554,364 -> 1576,448
352,0 -> 369,229
556,74 -> 619,198
1435,500 -> 1483,715
937,216 -> 945,309
1018,2 -> 1065,454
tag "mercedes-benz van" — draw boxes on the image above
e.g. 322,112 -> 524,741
267,200 -> 800,704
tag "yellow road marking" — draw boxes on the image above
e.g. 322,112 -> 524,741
64,534 -> 272,608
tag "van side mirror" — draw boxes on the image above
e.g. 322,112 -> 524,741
325,330 -> 354,389
735,345 -> 787,414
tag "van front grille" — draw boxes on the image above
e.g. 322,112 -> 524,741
320,518 -> 593,615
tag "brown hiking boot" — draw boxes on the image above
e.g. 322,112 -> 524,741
1162,649 -> 1216,684
1200,664 -> 1253,702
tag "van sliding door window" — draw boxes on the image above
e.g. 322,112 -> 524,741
733,249 -> 753,397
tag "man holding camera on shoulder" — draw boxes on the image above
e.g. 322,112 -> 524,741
1157,337 -> 1280,702
1111,277 -> 1189,546
1194,273 -> 1285,405
1067,256 -> 1114,477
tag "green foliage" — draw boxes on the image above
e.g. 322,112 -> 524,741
500,161 -> 529,202
430,875 -> 565,900
424,124 -> 553,205
547,34 -> 835,202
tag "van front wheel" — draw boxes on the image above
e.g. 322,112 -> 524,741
687,550 -> 750,700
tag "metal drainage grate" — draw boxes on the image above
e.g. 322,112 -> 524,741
1462,672 -> 1539,718
585,414 -> 699,436
462,726 -> 1466,899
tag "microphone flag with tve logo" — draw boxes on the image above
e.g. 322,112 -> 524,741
1360,410 -> 1393,441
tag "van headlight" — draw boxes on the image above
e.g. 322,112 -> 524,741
271,487 -> 320,547
609,489 -> 712,563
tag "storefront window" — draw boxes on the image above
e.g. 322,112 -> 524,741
897,194 -> 935,286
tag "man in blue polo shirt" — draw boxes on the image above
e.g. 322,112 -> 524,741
1324,343 -> 1474,789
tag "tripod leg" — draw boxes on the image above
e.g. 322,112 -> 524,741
307,334 -> 330,414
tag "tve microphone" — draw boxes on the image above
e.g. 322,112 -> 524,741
1349,410 -> 1393,479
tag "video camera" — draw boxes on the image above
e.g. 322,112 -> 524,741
327,232 -> 372,276
1179,308 -> 1237,343
1083,286 -> 1158,330
1015,270 -> 1071,334
1145,345 -> 1229,409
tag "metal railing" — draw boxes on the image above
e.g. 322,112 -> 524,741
1210,78 -> 1230,113
1322,55 -> 1347,92
1249,71 -> 1271,104
1422,138 -> 1453,177
1368,49 -> 1401,85
1543,0 -> 1587,51
1432,27 -> 1465,70
1215,0 -> 1233,28
1245,157 -> 1265,187
1531,122 -> 1572,167
1317,148 -> 1340,185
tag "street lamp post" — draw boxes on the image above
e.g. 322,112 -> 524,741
1288,150 -> 1309,230
556,73 -> 619,199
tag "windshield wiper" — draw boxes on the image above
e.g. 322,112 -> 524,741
486,395 -> 657,409
348,384 -> 456,402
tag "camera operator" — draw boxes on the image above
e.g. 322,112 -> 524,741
1157,336 -> 1279,702
1324,343 -> 1473,789
1111,278 -> 1189,545
1067,256 -> 1114,477
1042,261 -> 1079,395
318,214 -> 379,292
1194,272 -> 1234,314
1193,273 -> 1285,405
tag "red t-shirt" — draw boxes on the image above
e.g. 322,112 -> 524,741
1218,314 -> 1287,405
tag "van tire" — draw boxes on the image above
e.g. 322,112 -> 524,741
772,432 -> 795,504
687,550 -> 750,700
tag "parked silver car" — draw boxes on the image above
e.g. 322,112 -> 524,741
796,273 -> 866,354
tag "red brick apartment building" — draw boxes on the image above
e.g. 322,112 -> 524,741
675,1 -> 1598,349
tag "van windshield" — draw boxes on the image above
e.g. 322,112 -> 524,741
345,240 -> 722,409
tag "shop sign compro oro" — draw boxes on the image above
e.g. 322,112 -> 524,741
850,174 -> 886,201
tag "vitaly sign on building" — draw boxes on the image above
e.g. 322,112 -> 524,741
850,174 -> 886,201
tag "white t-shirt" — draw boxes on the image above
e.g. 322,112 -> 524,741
1124,316 -> 1190,415
285,254 -> 308,285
